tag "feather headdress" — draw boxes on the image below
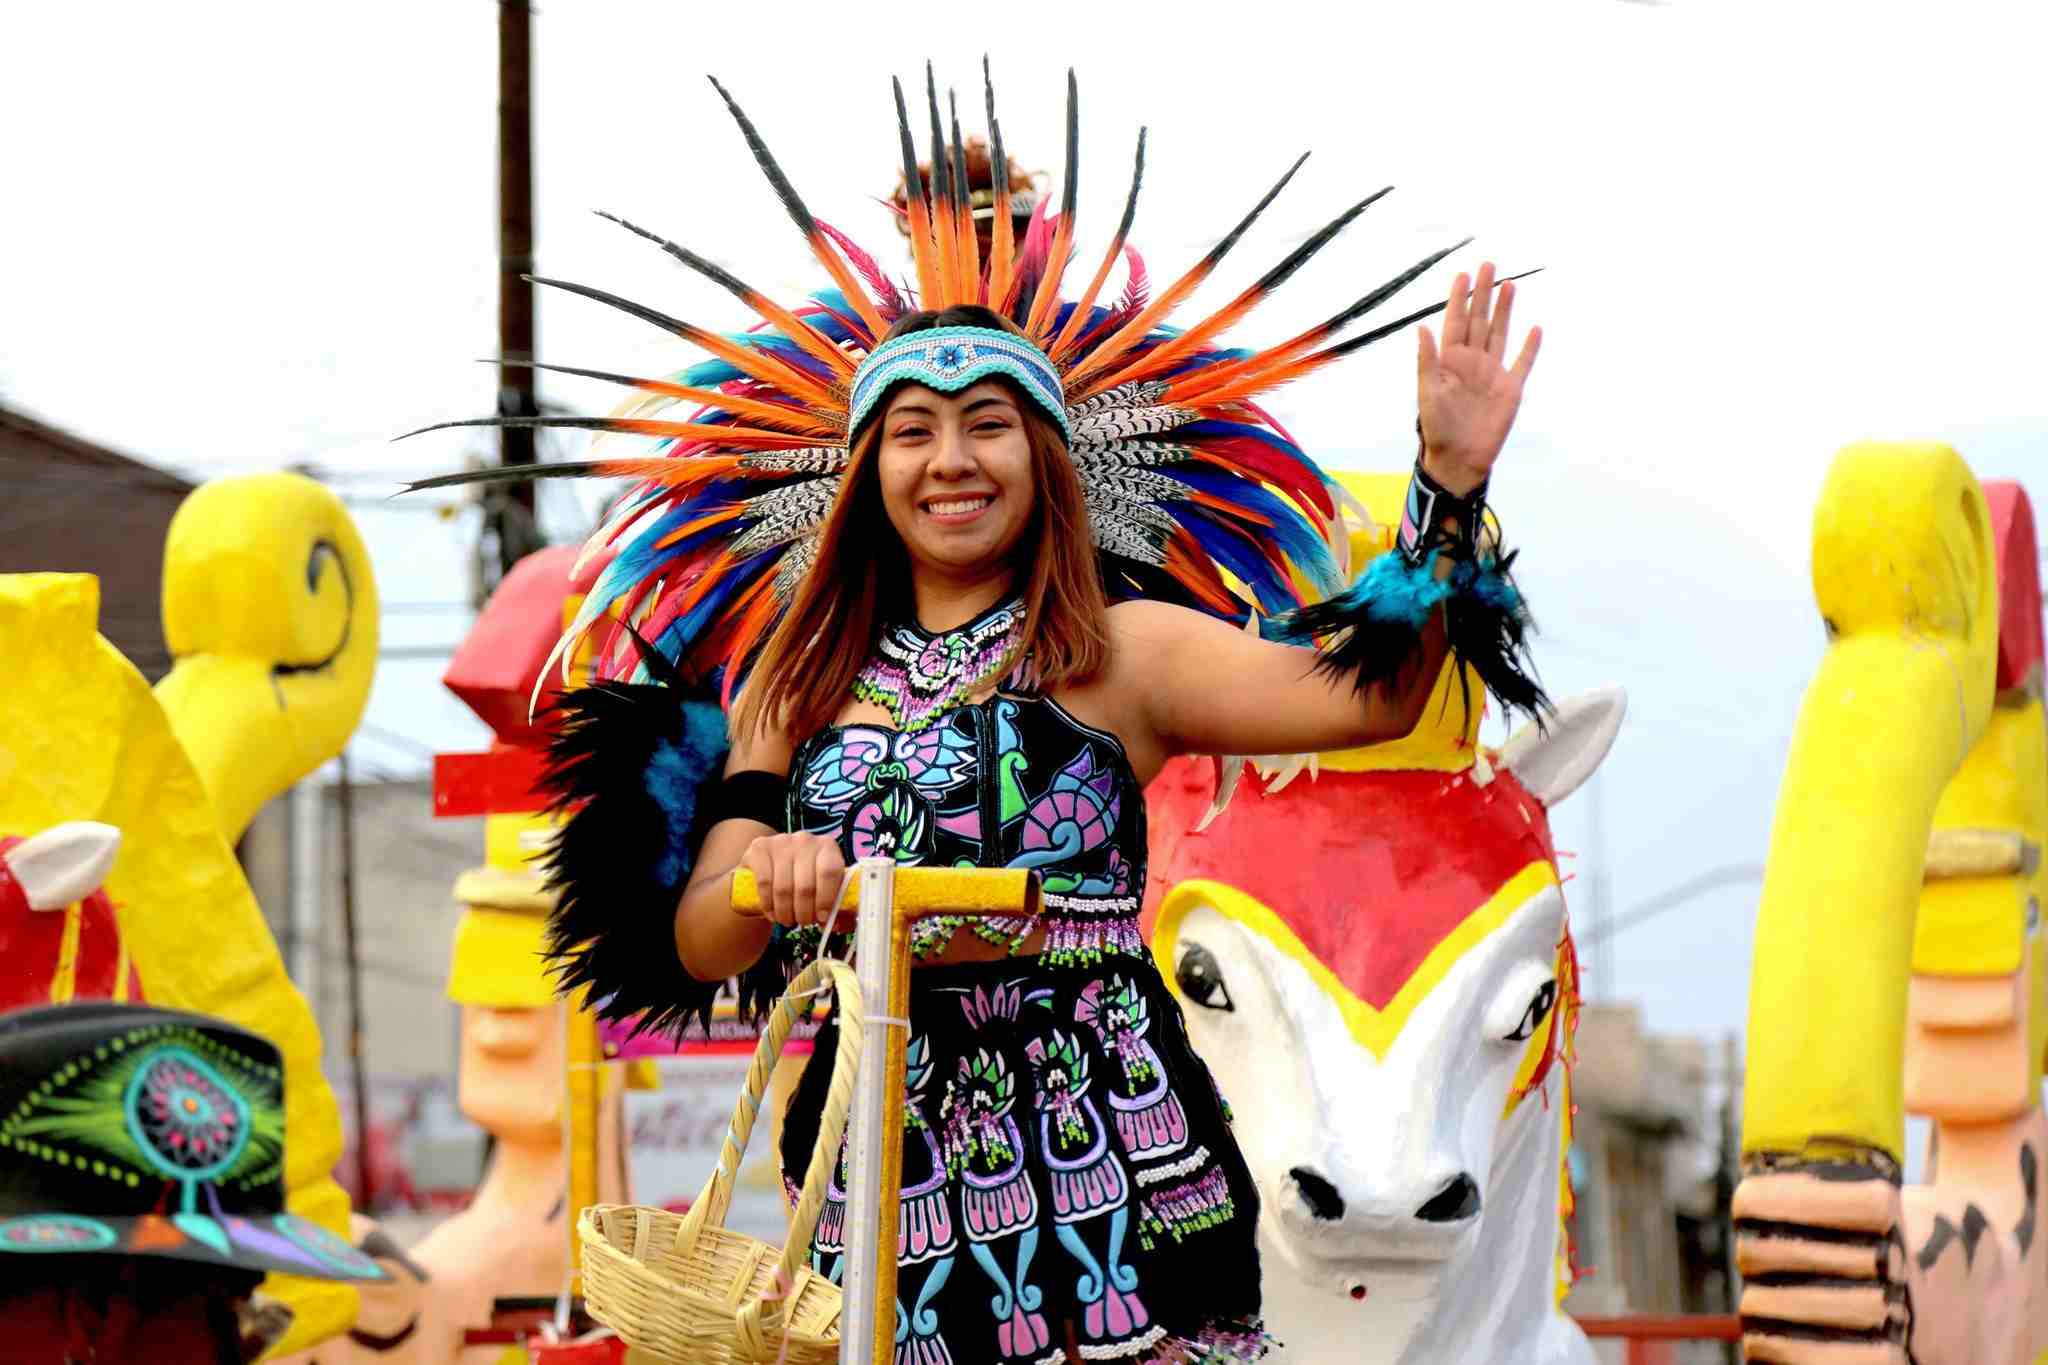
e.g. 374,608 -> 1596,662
407,62 -> 1485,697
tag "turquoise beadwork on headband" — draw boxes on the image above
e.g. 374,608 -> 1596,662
847,326 -> 1069,440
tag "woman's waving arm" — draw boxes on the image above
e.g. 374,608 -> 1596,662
1114,598 -> 1447,764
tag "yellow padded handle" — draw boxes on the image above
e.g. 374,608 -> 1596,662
730,865 -> 1041,918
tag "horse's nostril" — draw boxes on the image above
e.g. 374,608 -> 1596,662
1414,1173 -> 1481,1223
1288,1166 -> 1346,1221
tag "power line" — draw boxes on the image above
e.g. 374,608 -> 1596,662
1579,864 -> 1768,946
353,723 -> 446,758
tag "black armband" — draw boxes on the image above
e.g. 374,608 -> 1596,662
701,769 -> 788,832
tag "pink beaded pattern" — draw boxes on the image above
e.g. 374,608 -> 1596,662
852,599 -> 1027,732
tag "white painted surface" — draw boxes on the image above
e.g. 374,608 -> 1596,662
1169,692 -> 1624,1361
2,820 -> 120,910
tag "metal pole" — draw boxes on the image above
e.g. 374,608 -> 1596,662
839,858 -> 897,1365
1588,768 -> 1613,1002
287,780 -> 323,989
336,751 -> 374,1212
729,867 -> 1038,1361
1717,1033 -> 1741,1365
494,0 -> 538,580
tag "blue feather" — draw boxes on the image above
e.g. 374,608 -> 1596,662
1166,503 -> 1298,615
678,356 -> 745,387
1159,463 -> 1340,595
644,697 -> 731,886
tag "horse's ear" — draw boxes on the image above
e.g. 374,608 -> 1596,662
1496,687 -> 1626,808
1,821 -> 122,910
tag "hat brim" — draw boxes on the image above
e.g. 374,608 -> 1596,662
0,1210 -> 388,1282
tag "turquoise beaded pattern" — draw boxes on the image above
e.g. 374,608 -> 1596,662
847,326 -> 1069,439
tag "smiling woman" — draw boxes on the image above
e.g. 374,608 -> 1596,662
734,306 -> 1108,749
411,62 -> 1552,1365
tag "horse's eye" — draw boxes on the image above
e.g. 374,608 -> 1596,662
1176,944 -> 1234,1012
1505,979 -> 1557,1042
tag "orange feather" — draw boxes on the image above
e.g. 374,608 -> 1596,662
1082,283 -> 1272,393
1179,352 -> 1335,408
804,228 -> 890,342
983,59 -> 1015,309
597,418 -> 819,451
651,504 -> 748,552
949,94 -> 980,302
530,276 -> 839,409
893,76 -> 943,309
1063,152 -> 1308,391
1023,223 -> 1075,343
1088,187 -> 1390,392
1163,536 -> 1241,614
717,578 -> 784,708
1050,128 -> 1146,363
633,381 -> 839,439
595,212 -> 854,378
924,66 -> 964,308
591,454 -> 747,486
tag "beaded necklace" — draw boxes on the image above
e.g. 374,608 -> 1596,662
852,597 -> 1027,732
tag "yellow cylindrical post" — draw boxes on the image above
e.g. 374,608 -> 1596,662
566,990 -> 604,1291
1742,443 -> 1999,1162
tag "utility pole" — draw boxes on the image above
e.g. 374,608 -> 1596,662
489,0 -> 541,589
336,751 -> 373,1212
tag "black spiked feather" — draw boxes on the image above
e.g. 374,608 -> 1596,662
393,414 -> 669,444
396,458 -> 631,495
925,63 -> 951,208
525,274 -> 709,344
1058,68 -> 1079,222
894,76 -> 926,212
948,91 -> 971,224
489,357 -> 672,391
1248,186 -> 1393,295
1315,237 -> 1475,337
984,56 -> 1008,212
595,210 -> 771,310
1114,128 -> 1147,245
1324,267 -> 1543,361
1202,152 -> 1311,268
706,75 -> 818,237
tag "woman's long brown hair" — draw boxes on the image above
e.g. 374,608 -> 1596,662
732,306 -> 1110,744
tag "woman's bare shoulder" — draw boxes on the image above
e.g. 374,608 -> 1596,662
1104,597 -> 1209,644
725,688 -> 798,776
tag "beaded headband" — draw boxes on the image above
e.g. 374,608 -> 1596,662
846,325 -> 1070,441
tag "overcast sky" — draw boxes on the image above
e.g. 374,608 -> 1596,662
4,0 -> 2045,1060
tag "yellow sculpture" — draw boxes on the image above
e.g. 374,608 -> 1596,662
1734,446 -> 2048,1364
0,471 -> 381,1357
269,550 -> 637,1364
158,473 -> 381,843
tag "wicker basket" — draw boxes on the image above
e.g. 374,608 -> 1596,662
580,957 -> 862,1364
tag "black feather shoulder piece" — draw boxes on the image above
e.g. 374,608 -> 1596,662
537,643 -> 735,1041
1269,544 -> 1550,728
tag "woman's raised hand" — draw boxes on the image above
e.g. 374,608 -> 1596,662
736,832 -> 848,929
1417,261 -> 1542,496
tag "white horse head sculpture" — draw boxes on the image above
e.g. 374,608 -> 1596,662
1147,685 -> 1624,1364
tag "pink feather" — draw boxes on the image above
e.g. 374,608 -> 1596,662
1069,246 -> 1152,355
1113,245 -> 1150,319
817,220 -> 906,318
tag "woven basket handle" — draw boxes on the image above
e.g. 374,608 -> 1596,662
670,958 -> 864,1267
